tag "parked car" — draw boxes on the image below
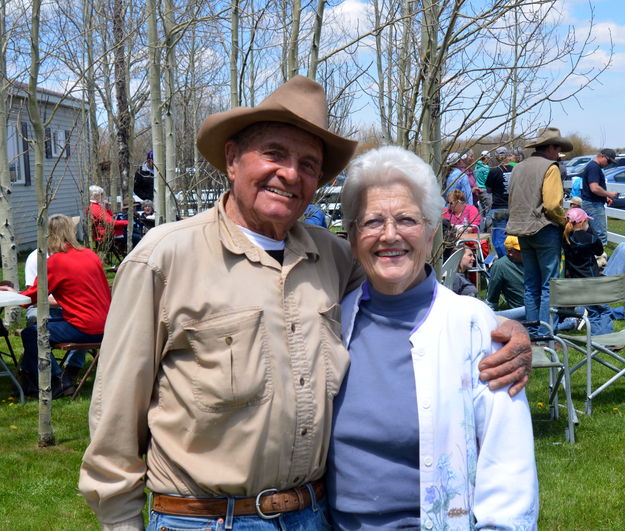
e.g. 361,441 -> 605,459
604,166 -> 625,183
565,155 -> 593,177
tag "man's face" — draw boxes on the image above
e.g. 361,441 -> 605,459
597,154 -> 611,168
146,158 -> 154,169
543,144 -> 560,161
224,123 -> 323,240
507,248 -> 522,264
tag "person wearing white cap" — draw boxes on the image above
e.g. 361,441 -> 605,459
444,152 -> 474,206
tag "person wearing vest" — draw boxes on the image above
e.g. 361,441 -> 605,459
507,127 -> 572,336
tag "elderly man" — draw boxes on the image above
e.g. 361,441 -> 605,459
581,148 -> 619,244
79,76 -> 531,530
507,126 -> 572,335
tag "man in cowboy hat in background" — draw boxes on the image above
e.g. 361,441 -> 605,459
581,148 -> 619,244
507,126 -> 573,335
79,76 -> 531,530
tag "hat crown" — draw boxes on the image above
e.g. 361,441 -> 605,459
525,126 -> 573,152
259,76 -> 329,130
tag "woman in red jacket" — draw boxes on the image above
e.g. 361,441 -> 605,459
88,184 -> 128,242
2,215 -> 111,398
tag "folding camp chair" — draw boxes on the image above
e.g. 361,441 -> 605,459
550,275 -> 625,415
439,248 -> 464,289
528,321 -> 578,443
0,320 -> 24,404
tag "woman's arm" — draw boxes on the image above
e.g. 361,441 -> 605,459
473,315 -> 539,529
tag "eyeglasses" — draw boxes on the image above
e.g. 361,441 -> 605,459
357,213 -> 428,236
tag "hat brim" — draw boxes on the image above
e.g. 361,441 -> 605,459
197,106 -> 357,188
525,136 -> 574,152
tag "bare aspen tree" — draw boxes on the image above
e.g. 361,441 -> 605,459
147,0 -> 166,225
287,0 -> 302,78
113,0 -> 131,199
307,0 -> 325,80
27,0 -> 54,446
162,0 -> 178,223
0,0 -> 20,325
230,0 -> 240,107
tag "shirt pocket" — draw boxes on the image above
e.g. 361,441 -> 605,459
183,308 -> 272,412
319,304 -> 349,399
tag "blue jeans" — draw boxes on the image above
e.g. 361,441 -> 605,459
582,200 -> 608,245
518,225 -> 563,335
490,209 -> 509,258
147,498 -> 331,531
604,243 -> 625,276
20,312 -> 102,380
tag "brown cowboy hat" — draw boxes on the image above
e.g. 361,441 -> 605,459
525,127 -> 573,152
196,76 -> 358,187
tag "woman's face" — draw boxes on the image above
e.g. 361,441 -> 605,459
459,247 -> 475,273
352,183 -> 433,295
451,199 -> 465,215
144,205 -> 154,215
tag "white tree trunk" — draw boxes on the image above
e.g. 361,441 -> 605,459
0,0 -> 20,326
28,0 -> 55,446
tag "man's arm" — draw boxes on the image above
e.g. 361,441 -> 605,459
480,318 -> 531,397
589,182 -> 618,202
542,165 -> 566,226
79,259 -> 167,530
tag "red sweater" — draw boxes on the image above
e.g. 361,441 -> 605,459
21,246 -> 111,335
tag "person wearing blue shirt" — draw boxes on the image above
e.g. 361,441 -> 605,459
581,148 -> 619,244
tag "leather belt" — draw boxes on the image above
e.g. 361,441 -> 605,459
152,480 -> 325,519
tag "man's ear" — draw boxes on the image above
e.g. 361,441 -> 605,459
224,141 -> 238,180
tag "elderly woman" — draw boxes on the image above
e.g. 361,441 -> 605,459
327,146 -> 538,530
88,184 -> 128,242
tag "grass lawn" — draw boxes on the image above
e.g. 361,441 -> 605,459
2,236 -> 625,529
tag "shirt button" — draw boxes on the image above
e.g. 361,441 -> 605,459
424,520 -> 433,530
423,399 -> 431,409
225,336 -> 233,345
299,377 -> 305,386
424,456 -> 433,467
301,428 -> 307,436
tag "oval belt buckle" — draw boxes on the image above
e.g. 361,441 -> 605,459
255,488 -> 281,520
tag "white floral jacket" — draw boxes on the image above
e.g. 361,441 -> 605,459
341,281 -> 539,530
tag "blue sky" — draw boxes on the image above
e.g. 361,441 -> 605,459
549,0 -> 625,149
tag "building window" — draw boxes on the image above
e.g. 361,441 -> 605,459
51,129 -> 66,157
7,123 -> 25,184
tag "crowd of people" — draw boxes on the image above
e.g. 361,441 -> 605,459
12,74 -> 625,530
443,129 -> 624,339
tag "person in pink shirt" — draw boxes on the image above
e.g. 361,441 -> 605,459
442,189 -> 481,228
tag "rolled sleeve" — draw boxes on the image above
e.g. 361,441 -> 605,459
542,165 -> 566,226
79,258 -> 168,528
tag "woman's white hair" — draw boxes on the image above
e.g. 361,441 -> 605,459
341,145 -> 445,234
89,185 -> 104,200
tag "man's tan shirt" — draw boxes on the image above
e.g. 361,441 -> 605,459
79,195 -> 362,529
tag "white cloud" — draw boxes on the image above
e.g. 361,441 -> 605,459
327,0 -> 371,30
587,22 -> 625,45
578,49 -> 625,72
